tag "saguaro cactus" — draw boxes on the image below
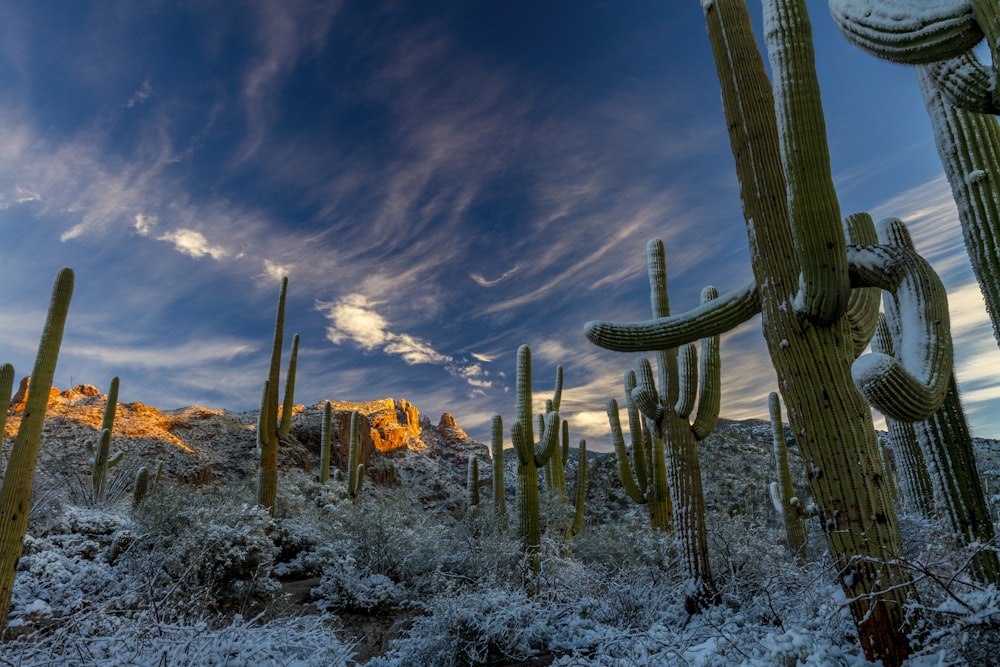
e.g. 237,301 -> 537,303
584,3 -> 957,662
509,344 -> 560,583
767,392 -> 812,567
490,414 -> 508,527
256,276 -> 299,516
346,410 -> 364,503
877,217 -> 999,584
319,401 -> 332,484
84,377 -> 124,502
566,440 -> 587,541
0,268 -> 74,633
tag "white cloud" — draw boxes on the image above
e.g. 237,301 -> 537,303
318,293 -> 450,366
156,228 -> 228,261
471,265 -> 519,287
126,79 -> 153,108
134,213 -> 157,236
263,259 -> 291,281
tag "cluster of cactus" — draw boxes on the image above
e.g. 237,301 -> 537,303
584,2 -> 963,662
492,345 -> 586,586
84,376 -> 124,503
766,392 -> 816,568
256,276 -> 299,516
831,1 -> 1000,351
0,268 -> 74,633
345,410 -> 365,503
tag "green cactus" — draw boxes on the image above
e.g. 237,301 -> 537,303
467,454 -> 480,511
85,377 -> 124,502
510,344 -> 560,584
877,217 -> 999,584
346,410 -> 364,503
257,276 -> 299,516
829,0 -> 999,114
872,315 -> 936,518
583,2 -> 960,661
767,392 -> 812,567
0,267 -> 73,633
490,414 -> 508,527
565,440 -> 587,541
319,401 -> 332,484
132,466 -> 150,510
606,369 -> 671,532
0,363 -> 14,439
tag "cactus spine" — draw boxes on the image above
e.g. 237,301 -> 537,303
319,401 -> 332,484
257,276 -> 299,516
85,377 -> 124,502
0,268 -> 74,633
767,392 -> 811,567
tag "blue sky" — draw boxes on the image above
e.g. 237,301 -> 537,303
1,1 -> 997,448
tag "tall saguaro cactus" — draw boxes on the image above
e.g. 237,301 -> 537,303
490,414 -> 508,526
584,2 -> 958,663
767,392 -> 811,567
257,276 -> 299,516
0,268 -> 74,633
85,377 -> 124,502
509,344 -> 560,584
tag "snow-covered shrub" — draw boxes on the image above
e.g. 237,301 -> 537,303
312,553 -> 402,613
2,610 -> 357,666
126,482 -> 280,616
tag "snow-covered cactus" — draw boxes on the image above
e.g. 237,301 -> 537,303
873,315 -> 936,518
0,267 -> 74,633
916,67 -> 1000,349
566,440 -> 587,541
256,276 -> 299,516
84,377 -> 124,502
829,0 -> 1000,113
877,217 -> 999,584
319,401 -> 332,484
583,2 -> 959,661
767,392 -> 812,567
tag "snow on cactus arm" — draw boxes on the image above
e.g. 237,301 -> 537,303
843,212 -> 881,357
921,51 -> 1000,114
583,278 -> 760,353
847,243 -> 952,421
828,0 -> 980,65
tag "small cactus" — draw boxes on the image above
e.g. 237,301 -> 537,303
767,392 -> 812,567
132,466 -> 150,510
467,454 -> 480,511
84,377 -> 124,503
319,401 -> 332,484
346,410 -> 364,503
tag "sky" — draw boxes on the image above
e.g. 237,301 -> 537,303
1,1 -> 998,450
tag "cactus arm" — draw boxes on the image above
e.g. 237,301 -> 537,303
491,414 -> 507,522
691,286 -> 721,440
827,0 -> 981,65
769,392 -> 808,565
0,363 -> 12,435
607,398 -> 647,504
646,239 -> 679,406
351,464 -> 364,501
533,411 -> 560,468
0,268 -> 73,632
917,65 -> 1000,346
674,344 -> 697,420
584,278 -> 760,353
277,333 -> 299,439
765,0 -> 849,325
847,242 -> 952,422
921,51 -> 1000,114
319,401 -> 332,483
567,441 -> 587,540
843,213 -> 882,357
551,366 -> 563,413
631,357 -> 663,423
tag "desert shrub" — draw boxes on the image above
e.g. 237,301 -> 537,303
125,481 -> 280,617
